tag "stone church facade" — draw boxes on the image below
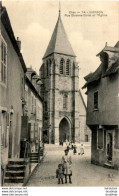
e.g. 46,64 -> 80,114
40,12 -> 85,144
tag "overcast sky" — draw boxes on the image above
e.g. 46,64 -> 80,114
2,1 -> 119,103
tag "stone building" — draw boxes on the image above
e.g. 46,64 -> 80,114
0,4 -> 44,185
0,5 -> 26,161
20,68 -> 43,159
0,5 -> 27,184
40,11 -> 89,144
83,42 -> 119,169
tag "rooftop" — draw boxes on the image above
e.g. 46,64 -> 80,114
43,12 -> 76,59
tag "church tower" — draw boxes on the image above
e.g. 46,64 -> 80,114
40,9 -> 79,144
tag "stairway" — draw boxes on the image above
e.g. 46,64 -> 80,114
4,159 -> 25,183
29,153 -> 39,163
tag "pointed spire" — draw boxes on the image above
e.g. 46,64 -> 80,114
59,1 -> 61,17
43,3 -> 76,59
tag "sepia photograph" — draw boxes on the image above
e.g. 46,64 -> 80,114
0,0 -> 119,190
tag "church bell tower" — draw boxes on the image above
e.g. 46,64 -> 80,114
40,8 -> 80,144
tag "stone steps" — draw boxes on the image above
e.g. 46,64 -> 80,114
5,170 -> 25,177
4,177 -> 24,183
29,153 -> 39,163
6,164 -> 25,171
4,159 -> 26,184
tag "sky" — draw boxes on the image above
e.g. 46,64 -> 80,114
2,1 -> 119,103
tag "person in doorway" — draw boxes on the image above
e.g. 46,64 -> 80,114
79,144 -> 84,155
61,149 -> 72,184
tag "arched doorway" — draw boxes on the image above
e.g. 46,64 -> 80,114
59,117 -> 70,142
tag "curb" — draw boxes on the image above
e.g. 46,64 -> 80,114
23,153 -> 46,186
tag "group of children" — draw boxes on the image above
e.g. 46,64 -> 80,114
56,149 -> 72,184
66,141 -> 85,156
56,142 -> 85,184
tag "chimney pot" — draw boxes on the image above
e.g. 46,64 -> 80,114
16,37 -> 21,51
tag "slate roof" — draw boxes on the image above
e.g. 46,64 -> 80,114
43,14 -> 76,59
83,41 -> 119,89
115,41 -> 119,47
82,65 -> 102,88
103,59 -> 119,77
97,41 -> 119,56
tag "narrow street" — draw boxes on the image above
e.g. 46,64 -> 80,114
26,144 -> 119,187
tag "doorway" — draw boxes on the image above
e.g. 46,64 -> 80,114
107,132 -> 112,162
8,120 -> 12,158
59,117 -> 70,142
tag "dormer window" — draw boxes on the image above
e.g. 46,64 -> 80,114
100,52 -> 109,74
60,58 -> 64,74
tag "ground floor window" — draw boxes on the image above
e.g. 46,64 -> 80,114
97,128 -> 104,149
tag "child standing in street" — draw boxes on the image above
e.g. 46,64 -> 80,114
73,144 -> 77,155
56,164 -> 64,184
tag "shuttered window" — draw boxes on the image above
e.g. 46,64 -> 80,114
60,58 -> 64,74
66,59 -> 70,75
1,37 -> 7,84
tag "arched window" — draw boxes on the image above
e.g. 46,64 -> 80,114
46,60 -> 49,76
60,58 -> 64,74
63,94 -> 68,109
66,59 -> 70,75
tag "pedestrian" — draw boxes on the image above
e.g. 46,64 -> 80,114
61,149 -> 72,184
79,144 -> 84,155
61,139 -> 63,146
73,144 -> 77,155
67,142 -> 70,152
56,164 -> 64,184
71,141 -> 74,150
65,139 -> 68,147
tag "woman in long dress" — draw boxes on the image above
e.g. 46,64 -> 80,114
61,149 -> 72,184
79,144 -> 84,155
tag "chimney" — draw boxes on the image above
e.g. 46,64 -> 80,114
16,37 -> 21,51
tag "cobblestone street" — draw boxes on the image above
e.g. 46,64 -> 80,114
26,144 -> 119,187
